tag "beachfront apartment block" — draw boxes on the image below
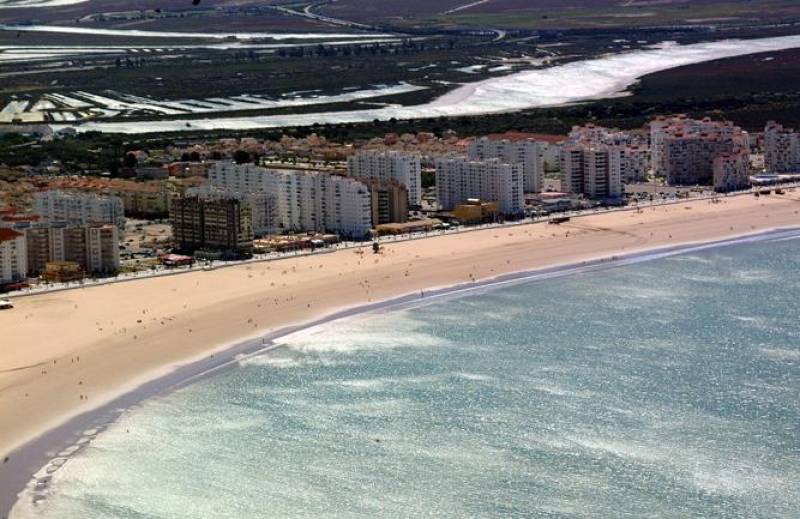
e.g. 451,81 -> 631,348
764,121 -> 800,173
33,190 -> 126,231
434,156 -> 524,215
0,228 -> 27,285
566,123 -> 650,185
467,137 -> 545,193
347,150 -> 422,207
713,151 -> 751,192
650,116 -> 748,183
208,162 -> 373,238
25,223 -> 120,275
170,197 -> 254,256
186,186 -> 279,237
560,144 -> 623,199
358,178 -> 409,226
662,132 -> 744,186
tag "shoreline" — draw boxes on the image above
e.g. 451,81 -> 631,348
3,225 -> 800,517
1,193 -> 799,515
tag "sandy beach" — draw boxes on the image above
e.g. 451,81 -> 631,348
1,192 -> 798,460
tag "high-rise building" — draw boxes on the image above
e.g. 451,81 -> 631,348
764,121 -> 800,173
650,116 -> 748,183
663,133 -> 738,186
434,156 -> 524,215
347,150 -> 422,206
85,224 -> 121,274
566,123 -> 649,188
713,151 -> 751,192
208,162 -> 373,238
358,178 -> 409,226
187,186 -> 278,237
0,228 -> 27,285
560,145 -> 623,199
33,190 -> 126,231
24,223 -> 119,275
468,137 -> 545,193
170,197 -> 254,255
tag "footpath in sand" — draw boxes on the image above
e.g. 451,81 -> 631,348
1,193 -> 798,454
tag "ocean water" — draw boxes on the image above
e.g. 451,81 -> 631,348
13,237 -> 800,518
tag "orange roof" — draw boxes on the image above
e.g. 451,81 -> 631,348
485,131 -> 566,144
2,214 -> 40,222
0,228 -> 23,242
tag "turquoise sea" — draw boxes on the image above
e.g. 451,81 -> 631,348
13,236 -> 800,518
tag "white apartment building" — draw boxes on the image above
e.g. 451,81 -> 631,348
650,116 -> 747,180
713,151 -> 750,192
663,132 -> 741,186
764,121 -> 800,173
468,137 -> 545,193
610,145 -> 650,183
561,144 -> 623,199
187,186 -> 278,237
33,190 -> 126,231
208,162 -> 372,238
434,156 -> 524,215
347,150 -> 422,207
0,228 -> 27,284
567,123 -> 650,186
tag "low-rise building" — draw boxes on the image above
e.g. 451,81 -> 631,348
453,199 -> 499,224
42,261 -> 84,283
167,162 -> 209,178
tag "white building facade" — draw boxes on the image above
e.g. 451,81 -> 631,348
561,144 -> 623,199
208,162 -> 372,238
650,116 -> 748,182
468,137 -> 545,193
0,228 -> 27,284
713,151 -> 750,192
347,150 -> 422,207
764,121 -> 800,173
434,156 -> 524,215
33,190 -> 126,231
